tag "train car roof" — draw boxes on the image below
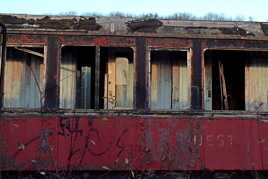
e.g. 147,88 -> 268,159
1,13 -> 268,40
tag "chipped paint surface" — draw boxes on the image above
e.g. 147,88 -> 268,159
3,14 -> 268,174
1,116 -> 268,171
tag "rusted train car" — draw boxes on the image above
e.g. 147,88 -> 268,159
1,14 -> 268,178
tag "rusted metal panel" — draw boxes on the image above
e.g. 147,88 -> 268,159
3,47 -> 45,108
0,117 -> 57,170
59,51 -> 76,109
4,14 -> 268,40
245,58 -> 268,111
59,36 -> 136,47
206,39 -> 268,49
7,34 -> 47,45
258,120 -> 268,169
202,118 -> 262,170
1,116 -> 268,171
147,38 -> 192,49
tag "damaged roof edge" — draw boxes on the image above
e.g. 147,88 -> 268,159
0,13 -> 266,38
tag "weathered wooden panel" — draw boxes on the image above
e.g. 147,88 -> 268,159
150,51 -> 190,110
172,60 -> 180,109
106,56 -> 116,109
3,48 -> 44,108
151,54 -> 172,109
60,52 -> 76,109
127,62 -> 133,107
81,67 -> 91,108
150,62 -> 158,108
105,56 -> 133,109
245,58 -> 268,111
22,55 -> 43,107
204,58 -> 212,110
178,57 -> 190,109
116,58 -> 128,107
159,57 -> 172,109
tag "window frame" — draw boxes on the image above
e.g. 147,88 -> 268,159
147,47 -> 192,111
202,47 -> 268,112
2,44 -> 47,110
59,45 -> 136,111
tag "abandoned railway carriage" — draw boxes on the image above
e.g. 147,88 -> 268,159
2,14 -> 268,178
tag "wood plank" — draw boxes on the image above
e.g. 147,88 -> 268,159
245,58 -> 268,111
172,59 -> 180,110
14,47 -> 44,58
179,59 -> 189,110
127,62 -> 133,108
245,61 -> 250,110
60,52 -> 76,109
158,54 -> 171,109
115,57 -> 128,108
81,66 -> 91,109
150,60 -> 158,109
4,56 -> 23,107
94,46 -> 100,109
104,73 -> 108,109
107,55 -> 115,109
218,61 -> 229,110
31,55 -> 45,107
204,59 -> 212,110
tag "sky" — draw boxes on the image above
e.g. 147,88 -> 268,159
0,0 -> 267,21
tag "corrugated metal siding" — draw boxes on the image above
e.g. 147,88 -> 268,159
150,52 -> 190,110
3,48 -> 44,108
245,58 -> 268,111
60,52 -> 76,109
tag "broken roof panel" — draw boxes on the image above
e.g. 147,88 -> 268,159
0,14 -> 267,38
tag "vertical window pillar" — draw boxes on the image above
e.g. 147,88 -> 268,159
44,36 -> 60,110
191,40 -> 202,110
94,46 -> 100,109
135,37 -> 148,111
0,23 -> 6,109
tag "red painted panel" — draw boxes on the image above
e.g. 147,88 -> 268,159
0,117 -> 57,170
141,118 -> 201,170
0,116 -> 267,171
57,116 -> 144,170
258,120 -> 268,169
201,118 -> 262,170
